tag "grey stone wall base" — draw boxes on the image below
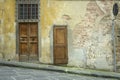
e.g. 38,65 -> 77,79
0,60 -> 120,79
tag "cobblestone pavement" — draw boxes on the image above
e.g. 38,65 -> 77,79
0,66 -> 118,80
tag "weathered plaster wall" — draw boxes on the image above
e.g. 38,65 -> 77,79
0,0 -> 16,60
0,0 -> 120,71
40,0 -> 61,63
72,1 -> 114,70
40,0 -> 115,70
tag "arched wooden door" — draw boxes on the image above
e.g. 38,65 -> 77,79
19,22 -> 38,62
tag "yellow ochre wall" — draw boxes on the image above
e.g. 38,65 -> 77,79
0,0 -> 16,60
40,0 -> 60,63
40,0 -> 116,71
40,0 -> 89,63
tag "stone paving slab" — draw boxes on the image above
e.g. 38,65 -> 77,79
0,65 -> 118,80
0,77 -> 14,80
0,60 -> 120,79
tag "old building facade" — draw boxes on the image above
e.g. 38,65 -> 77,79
0,0 -> 120,72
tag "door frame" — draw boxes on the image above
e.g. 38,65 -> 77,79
53,25 -> 68,64
16,0 -> 41,61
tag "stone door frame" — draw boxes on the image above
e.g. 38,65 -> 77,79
15,0 -> 41,61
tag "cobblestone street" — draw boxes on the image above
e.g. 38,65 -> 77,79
0,66 -> 118,80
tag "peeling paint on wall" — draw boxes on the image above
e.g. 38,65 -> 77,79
1,0 -> 120,71
72,1 -> 114,70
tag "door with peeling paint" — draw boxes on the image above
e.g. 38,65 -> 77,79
19,22 -> 38,62
53,25 -> 68,64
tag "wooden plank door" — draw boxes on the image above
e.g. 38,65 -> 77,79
53,25 -> 68,64
29,23 -> 38,61
19,23 -> 38,62
19,23 -> 29,61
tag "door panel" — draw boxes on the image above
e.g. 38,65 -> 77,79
19,23 -> 38,62
29,23 -> 38,36
53,26 -> 68,64
19,23 -> 29,61
20,43 -> 28,55
29,23 -> 38,61
19,24 -> 28,37
19,43 -> 29,61
54,47 -> 66,58
56,29 -> 65,44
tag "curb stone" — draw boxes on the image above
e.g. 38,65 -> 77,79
0,60 -> 120,79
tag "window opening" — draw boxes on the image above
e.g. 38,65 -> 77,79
18,4 -> 38,19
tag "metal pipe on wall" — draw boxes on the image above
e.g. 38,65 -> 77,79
112,18 -> 116,72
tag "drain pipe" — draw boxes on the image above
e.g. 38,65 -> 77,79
112,18 -> 116,72
112,3 -> 118,72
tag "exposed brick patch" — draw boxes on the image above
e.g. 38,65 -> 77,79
73,1 -> 114,69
